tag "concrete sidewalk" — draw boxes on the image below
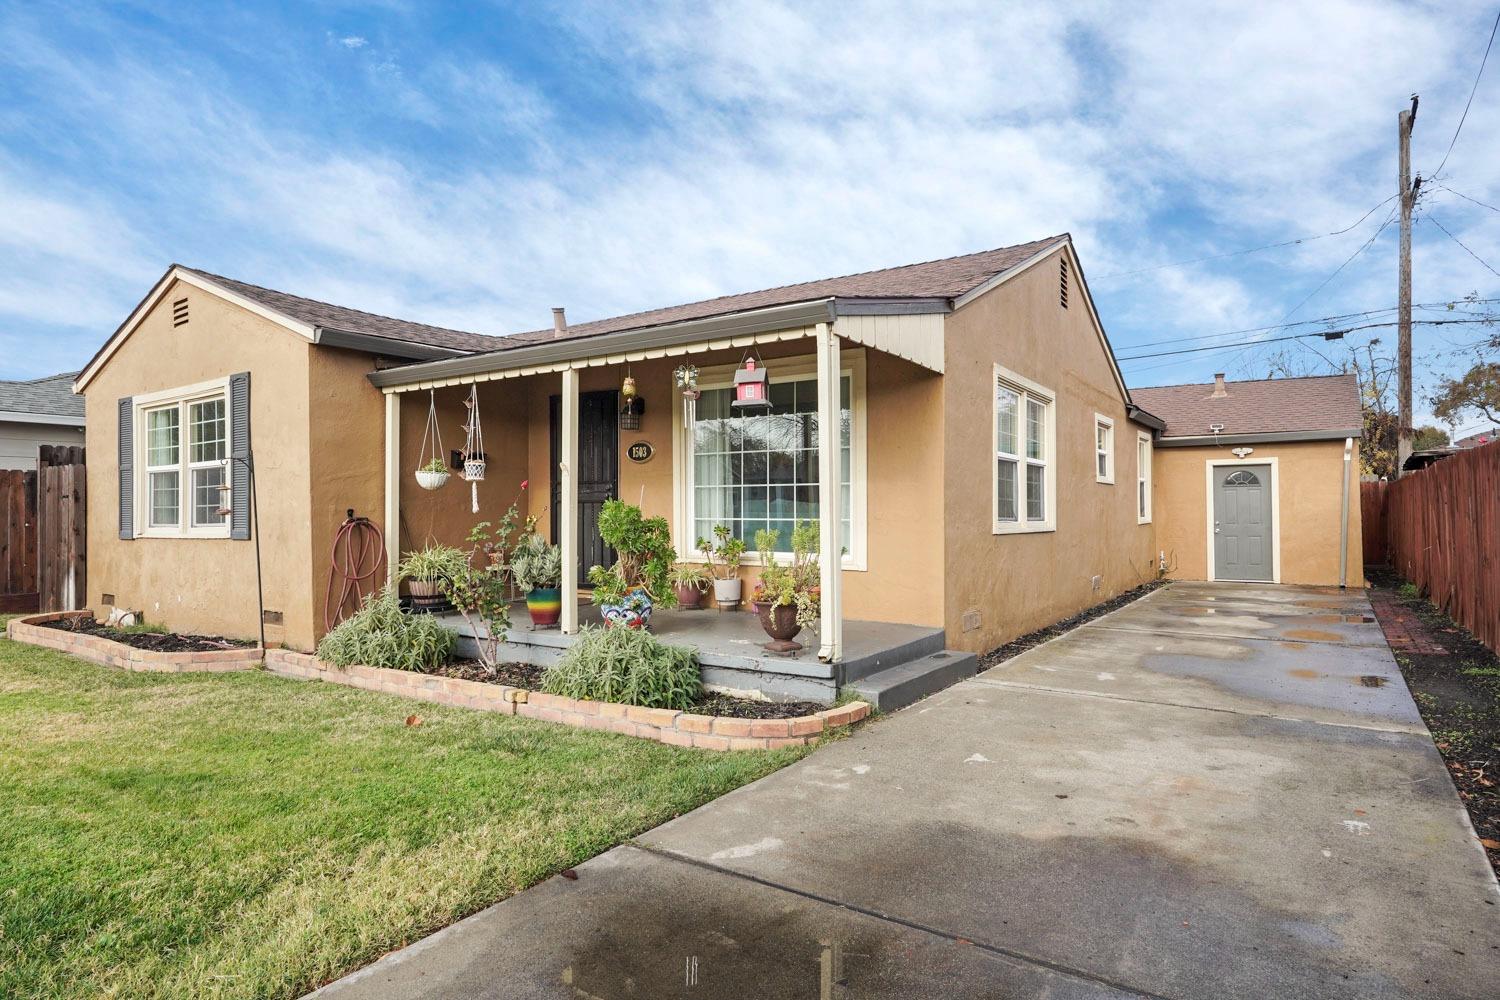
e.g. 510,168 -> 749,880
312,583 -> 1500,999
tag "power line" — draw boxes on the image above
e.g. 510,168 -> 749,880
1114,298 -> 1500,353
1431,182 -> 1500,214
1278,204 -> 1400,323
1426,216 -> 1500,278
1430,6 -> 1500,179
1117,317 -> 1500,363
1092,194 -> 1398,280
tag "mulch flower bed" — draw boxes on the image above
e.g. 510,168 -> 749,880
1367,567 -> 1500,876
430,659 -> 826,720
39,617 -> 257,654
980,579 -> 1164,668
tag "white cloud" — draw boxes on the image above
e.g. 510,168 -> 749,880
1,0 -> 1497,389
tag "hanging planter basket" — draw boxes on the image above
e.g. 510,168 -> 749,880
415,390 -> 450,491
461,386 -> 486,514
416,467 -> 450,491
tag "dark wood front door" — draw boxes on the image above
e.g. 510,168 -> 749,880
550,391 -> 619,586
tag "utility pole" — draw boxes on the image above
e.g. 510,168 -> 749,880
1396,94 -> 1420,476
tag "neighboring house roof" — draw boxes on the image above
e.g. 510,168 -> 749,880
1455,428 -> 1498,449
504,235 -> 1070,347
0,371 -> 86,425
1131,373 -> 1362,443
177,267 -> 512,354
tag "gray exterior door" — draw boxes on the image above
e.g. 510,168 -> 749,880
1213,464 -> 1273,582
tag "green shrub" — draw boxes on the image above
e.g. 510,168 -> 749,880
543,625 -> 701,710
316,588 -> 456,672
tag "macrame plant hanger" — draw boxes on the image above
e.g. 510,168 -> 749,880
461,385 -> 486,514
415,390 -> 449,491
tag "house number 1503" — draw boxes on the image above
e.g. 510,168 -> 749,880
626,441 -> 654,463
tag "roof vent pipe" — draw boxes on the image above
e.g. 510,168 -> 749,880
1211,373 -> 1228,398
552,308 -> 568,337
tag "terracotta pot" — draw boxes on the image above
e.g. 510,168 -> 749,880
526,587 -> 561,627
754,600 -> 802,643
674,584 -> 706,609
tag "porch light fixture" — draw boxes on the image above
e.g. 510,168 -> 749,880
619,365 -> 644,430
732,355 -> 771,410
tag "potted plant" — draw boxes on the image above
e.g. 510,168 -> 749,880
697,525 -> 746,611
587,499 -> 677,629
397,543 -> 469,611
415,456 -> 450,490
670,563 -> 712,610
511,531 -> 563,627
750,521 -> 820,653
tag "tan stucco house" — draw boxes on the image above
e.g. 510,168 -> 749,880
71,235 -> 1365,704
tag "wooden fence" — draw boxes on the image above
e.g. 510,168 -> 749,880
1360,480 -> 1389,566
0,446 -> 86,613
1380,440 -> 1500,654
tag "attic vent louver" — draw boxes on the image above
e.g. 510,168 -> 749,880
1059,258 -> 1069,309
172,297 -> 189,327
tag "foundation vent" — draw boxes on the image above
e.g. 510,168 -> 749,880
261,609 -> 283,625
102,592 -> 116,605
962,608 -> 982,632
1059,258 -> 1069,309
172,297 -> 189,327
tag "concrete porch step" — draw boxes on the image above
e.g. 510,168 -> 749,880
847,649 -> 979,713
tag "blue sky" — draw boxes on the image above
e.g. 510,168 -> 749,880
2,1 -> 1497,430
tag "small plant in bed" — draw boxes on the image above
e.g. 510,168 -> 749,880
316,588 -> 456,672
542,624 -> 700,710
40,616 -> 255,653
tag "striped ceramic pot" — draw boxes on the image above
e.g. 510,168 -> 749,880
526,587 -> 561,628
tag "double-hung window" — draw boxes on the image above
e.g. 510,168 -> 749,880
1137,431 -> 1153,524
677,353 -> 865,566
137,380 -> 231,537
1094,414 -> 1114,484
993,365 -> 1056,533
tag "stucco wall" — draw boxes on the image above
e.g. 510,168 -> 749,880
307,346 -> 387,643
85,278 -> 316,648
1153,439 -> 1363,586
942,248 -> 1158,654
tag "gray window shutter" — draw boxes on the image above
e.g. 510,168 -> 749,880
229,372 -> 252,540
118,397 -> 134,539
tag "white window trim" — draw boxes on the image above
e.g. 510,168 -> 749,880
1136,431 -> 1153,524
992,364 -> 1056,535
1094,413 -> 1115,484
134,377 -> 232,539
671,349 -> 868,570
1204,457 -> 1280,583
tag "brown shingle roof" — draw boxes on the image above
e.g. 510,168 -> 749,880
180,267 -> 514,354
504,235 -> 1070,346
177,235 -> 1068,358
1130,374 -> 1362,439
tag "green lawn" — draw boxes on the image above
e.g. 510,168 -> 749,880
0,627 -> 809,999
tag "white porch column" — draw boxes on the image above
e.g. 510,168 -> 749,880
816,322 -> 844,662
560,367 -> 580,634
383,390 -> 401,585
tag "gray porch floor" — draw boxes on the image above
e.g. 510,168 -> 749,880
438,602 -> 944,703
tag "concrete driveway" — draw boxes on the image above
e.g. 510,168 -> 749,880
313,583 -> 1500,1000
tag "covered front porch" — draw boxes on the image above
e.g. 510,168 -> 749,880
439,600 -> 946,703
370,298 -> 959,703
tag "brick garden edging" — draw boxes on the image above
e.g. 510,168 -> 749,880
263,649 -> 870,751
6,611 -> 264,673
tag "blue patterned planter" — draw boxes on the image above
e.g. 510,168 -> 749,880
600,588 -> 654,629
